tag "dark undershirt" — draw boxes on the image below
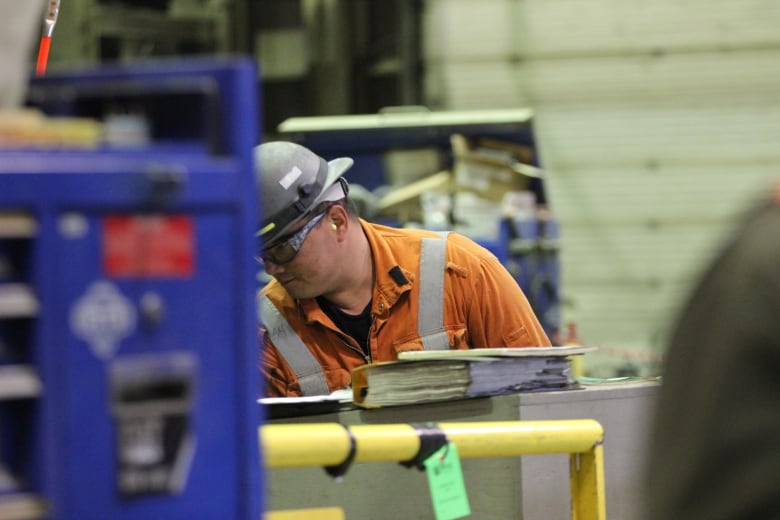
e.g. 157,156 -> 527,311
316,296 -> 372,356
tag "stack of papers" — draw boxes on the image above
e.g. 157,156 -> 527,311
353,346 -> 596,408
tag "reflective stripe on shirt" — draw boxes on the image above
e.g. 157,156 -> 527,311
418,231 -> 450,350
259,294 -> 330,396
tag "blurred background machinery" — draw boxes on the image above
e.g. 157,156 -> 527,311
48,0 -> 425,138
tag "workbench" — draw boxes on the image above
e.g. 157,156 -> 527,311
265,380 -> 659,520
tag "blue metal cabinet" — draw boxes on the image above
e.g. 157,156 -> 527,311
0,59 -> 262,520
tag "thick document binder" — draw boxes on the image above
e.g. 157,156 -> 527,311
352,346 -> 596,408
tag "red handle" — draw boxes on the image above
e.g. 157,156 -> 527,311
36,36 -> 52,76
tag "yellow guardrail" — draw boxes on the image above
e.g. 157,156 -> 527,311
261,419 -> 606,520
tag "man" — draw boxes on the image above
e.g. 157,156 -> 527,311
645,181 -> 780,519
256,141 -> 550,397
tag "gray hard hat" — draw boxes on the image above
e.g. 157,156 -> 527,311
255,141 -> 353,245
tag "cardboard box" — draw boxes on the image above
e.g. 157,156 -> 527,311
451,133 -> 540,202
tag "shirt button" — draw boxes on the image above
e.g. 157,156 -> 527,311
379,303 -> 385,312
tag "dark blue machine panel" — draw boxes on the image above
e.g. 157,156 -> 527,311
0,59 -> 262,519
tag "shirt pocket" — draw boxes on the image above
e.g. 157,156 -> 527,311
502,325 -> 531,347
392,326 -> 469,355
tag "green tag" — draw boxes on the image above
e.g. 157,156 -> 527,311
423,443 -> 471,520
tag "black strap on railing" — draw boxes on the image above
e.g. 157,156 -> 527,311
323,424 -> 357,481
399,422 -> 449,471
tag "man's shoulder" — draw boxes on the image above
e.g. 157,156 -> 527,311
361,220 -> 440,240
362,220 -> 479,247
361,220 -> 491,267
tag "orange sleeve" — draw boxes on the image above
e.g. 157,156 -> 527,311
461,243 -> 551,348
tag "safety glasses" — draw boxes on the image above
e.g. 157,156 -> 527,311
258,211 -> 327,265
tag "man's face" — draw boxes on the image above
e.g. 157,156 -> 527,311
261,208 -> 334,299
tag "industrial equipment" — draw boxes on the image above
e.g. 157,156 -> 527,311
0,58 -> 262,519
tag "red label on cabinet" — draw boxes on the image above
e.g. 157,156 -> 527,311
103,215 -> 194,277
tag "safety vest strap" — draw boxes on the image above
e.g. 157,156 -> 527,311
260,295 -> 330,396
418,232 -> 450,350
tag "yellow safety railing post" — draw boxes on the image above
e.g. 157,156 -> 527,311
570,443 -> 606,520
261,419 -> 605,519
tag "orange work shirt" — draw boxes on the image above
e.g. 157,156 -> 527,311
260,220 -> 551,397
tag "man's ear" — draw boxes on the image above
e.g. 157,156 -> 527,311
328,205 -> 349,231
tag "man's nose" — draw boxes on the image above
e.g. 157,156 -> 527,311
263,260 -> 284,276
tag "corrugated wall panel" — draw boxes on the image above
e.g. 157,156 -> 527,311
549,164 -> 776,224
424,0 -> 780,375
517,0 -> 780,55
535,103 -> 780,167
561,225 -> 732,283
518,52 -> 780,105
424,0 -> 521,59
426,0 -> 780,59
430,51 -> 780,120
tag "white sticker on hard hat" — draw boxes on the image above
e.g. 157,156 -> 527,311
279,166 -> 303,190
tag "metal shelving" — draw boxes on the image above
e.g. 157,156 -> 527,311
0,212 -> 46,519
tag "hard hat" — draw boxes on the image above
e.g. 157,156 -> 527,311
255,141 -> 353,245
